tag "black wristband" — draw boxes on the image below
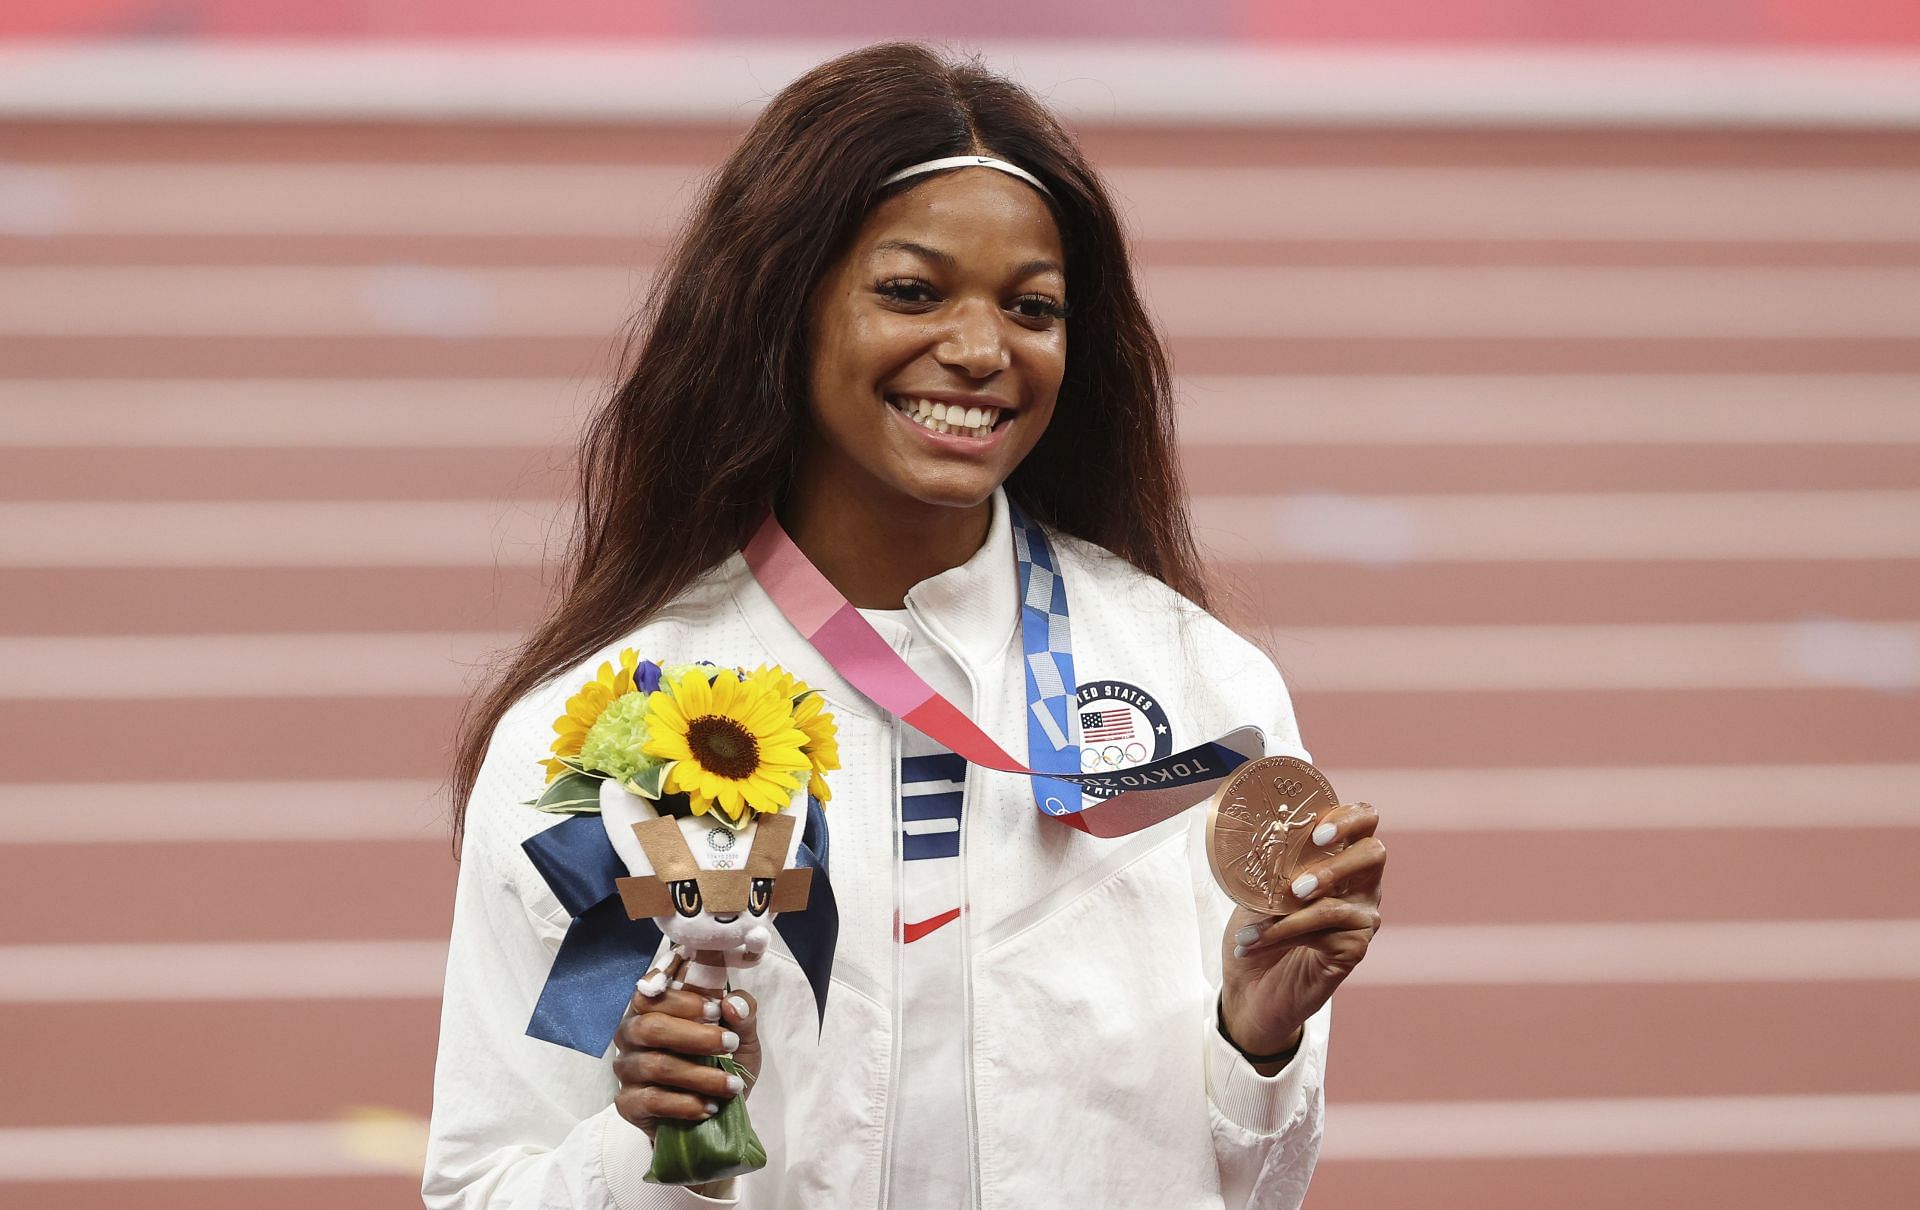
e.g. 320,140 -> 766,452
1216,997 -> 1302,1067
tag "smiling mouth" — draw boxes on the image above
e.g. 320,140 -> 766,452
888,394 -> 1005,440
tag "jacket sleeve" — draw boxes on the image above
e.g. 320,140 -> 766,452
1183,658 -> 1331,1210
422,705 -> 741,1210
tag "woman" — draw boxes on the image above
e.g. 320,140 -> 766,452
425,41 -> 1386,1210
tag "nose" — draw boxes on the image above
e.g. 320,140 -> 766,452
713,913 -> 739,924
935,297 -> 1010,378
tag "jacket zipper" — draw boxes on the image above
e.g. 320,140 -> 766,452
876,713 -> 906,1210
947,633 -> 987,1210
956,750 -> 984,1210
904,598 -> 987,1209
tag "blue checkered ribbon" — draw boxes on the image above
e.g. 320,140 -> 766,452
1010,502 -> 1082,817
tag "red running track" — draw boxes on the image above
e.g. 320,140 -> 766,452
0,118 -> 1916,1208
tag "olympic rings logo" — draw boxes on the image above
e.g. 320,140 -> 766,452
1079,740 -> 1149,770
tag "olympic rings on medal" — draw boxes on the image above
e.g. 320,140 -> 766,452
1123,742 -> 1147,764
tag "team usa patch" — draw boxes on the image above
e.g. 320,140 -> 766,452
1074,680 -> 1172,797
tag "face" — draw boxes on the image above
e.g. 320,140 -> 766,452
803,166 -> 1068,512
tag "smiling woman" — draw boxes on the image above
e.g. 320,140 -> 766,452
795,164 -> 1069,607
427,39 -> 1384,1210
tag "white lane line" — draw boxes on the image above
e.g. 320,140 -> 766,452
11,375 -> 1920,448
1175,374 -> 1920,445
0,265 -> 637,339
1,43 -> 1915,127
0,940 -> 449,1002
0,500 -> 567,567
0,378 -> 596,447
1356,921 -> 1920,986
9,162 -> 1920,242
6,265 -> 1920,339
7,492 -> 1919,568
1322,1093 -> 1920,1160
3,766 -> 1912,844
1193,490 -> 1920,562
2,622 -> 1916,698
0,632 -> 522,698
1340,765 -> 1920,832
9,922 -> 1918,1004
0,1117 -> 428,1180
1267,621 -> 1920,692
1148,265 -> 1920,341
0,780 -> 448,843
0,1095 -> 1911,1177
0,162 -> 711,238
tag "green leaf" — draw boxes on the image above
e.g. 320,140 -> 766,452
621,759 -> 672,801
530,770 -> 605,815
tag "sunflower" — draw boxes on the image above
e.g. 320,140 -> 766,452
542,648 -> 641,782
642,666 -> 811,824
749,665 -> 841,803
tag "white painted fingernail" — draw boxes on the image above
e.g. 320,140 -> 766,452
726,1074 -> 745,1094
702,1000 -> 720,1021
1291,873 -> 1319,899
1234,925 -> 1261,946
1232,944 -> 1248,959
720,1030 -> 740,1052
704,1100 -> 719,1116
1312,822 -> 1337,846
726,994 -> 750,1019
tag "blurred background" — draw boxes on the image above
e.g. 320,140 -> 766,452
2,3 -> 1917,1207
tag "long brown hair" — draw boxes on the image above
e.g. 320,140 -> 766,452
449,41 -> 1210,842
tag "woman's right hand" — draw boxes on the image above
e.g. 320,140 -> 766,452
611,987 -> 761,1139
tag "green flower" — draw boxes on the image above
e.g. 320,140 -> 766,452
577,690 -> 655,783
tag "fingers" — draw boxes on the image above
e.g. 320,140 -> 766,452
1310,801 -> 1378,847
720,989 -> 759,1046
1288,834 -> 1386,904
618,1007 -> 743,1060
1242,897 -> 1381,952
616,1081 -> 722,1127
612,1048 -> 746,1101
617,987 -> 716,1049
612,990 -> 752,1137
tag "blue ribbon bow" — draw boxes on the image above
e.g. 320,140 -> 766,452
521,798 -> 837,1056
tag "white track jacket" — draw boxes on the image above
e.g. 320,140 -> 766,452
424,490 -> 1331,1209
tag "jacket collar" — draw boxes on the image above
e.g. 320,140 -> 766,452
899,486 -> 1019,672
723,487 -> 1021,716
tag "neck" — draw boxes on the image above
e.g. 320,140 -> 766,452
781,479 -> 993,610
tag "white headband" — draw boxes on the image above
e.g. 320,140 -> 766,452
878,155 -> 1053,199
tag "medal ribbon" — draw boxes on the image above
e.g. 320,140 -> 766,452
743,503 -> 1264,839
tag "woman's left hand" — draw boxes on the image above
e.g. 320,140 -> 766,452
1219,801 -> 1387,1064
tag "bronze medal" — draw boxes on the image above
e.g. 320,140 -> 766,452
1206,756 -> 1343,914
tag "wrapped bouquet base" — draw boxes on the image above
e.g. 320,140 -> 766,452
646,1053 -> 767,1185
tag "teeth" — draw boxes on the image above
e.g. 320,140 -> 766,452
891,396 -> 1001,439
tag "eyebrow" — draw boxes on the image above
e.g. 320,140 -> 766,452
872,239 -> 1064,282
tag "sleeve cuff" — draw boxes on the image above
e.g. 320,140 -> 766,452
597,1105 -> 742,1208
1204,1001 -> 1330,1136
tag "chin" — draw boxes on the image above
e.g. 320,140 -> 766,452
893,472 -> 1004,512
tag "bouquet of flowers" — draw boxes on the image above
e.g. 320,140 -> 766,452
527,649 -> 839,1185
529,649 -> 840,827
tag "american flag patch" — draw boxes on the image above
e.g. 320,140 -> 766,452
1081,709 -> 1134,741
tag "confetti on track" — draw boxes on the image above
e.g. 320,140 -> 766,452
2,114 -> 1917,1210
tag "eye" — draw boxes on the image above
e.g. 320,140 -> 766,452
875,278 -> 938,305
748,878 -> 774,916
670,880 -> 702,918
1011,294 -> 1068,324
